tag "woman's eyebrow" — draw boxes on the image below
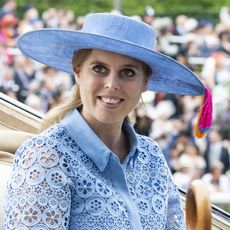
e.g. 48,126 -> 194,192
89,61 -> 141,69
122,64 -> 141,69
89,60 -> 108,67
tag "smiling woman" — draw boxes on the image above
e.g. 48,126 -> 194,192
4,13 -> 212,230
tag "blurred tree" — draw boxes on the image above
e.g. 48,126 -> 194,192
6,0 -> 230,21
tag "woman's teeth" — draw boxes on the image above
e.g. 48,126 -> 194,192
101,97 -> 121,104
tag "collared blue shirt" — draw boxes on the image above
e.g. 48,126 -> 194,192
4,109 -> 185,229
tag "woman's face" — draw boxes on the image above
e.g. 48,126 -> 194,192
75,49 -> 147,127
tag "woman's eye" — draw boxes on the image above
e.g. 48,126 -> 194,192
120,69 -> 135,78
93,65 -> 107,74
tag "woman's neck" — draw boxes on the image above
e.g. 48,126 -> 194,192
90,121 -> 130,163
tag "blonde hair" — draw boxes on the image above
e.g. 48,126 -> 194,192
40,49 -> 152,131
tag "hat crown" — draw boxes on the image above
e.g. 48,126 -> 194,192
82,13 -> 156,50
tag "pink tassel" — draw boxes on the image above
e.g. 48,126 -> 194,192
194,86 -> 213,138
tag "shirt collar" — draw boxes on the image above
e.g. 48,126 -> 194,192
61,109 -> 139,171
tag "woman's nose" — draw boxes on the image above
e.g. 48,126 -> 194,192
104,73 -> 120,90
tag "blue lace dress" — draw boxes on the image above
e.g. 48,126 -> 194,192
4,109 -> 185,229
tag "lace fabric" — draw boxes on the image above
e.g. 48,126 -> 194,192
4,111 -> 185,230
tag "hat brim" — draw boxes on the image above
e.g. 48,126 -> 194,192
17,29 -> 205,95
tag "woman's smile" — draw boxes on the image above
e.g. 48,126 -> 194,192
98,96 -> 124,107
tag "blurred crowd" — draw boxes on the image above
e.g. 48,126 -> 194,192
0,0 -> 230,197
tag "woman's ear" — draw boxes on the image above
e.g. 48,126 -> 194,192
142,85 -> 148,93
74,66 -> 81,81
142,79 -> 148,92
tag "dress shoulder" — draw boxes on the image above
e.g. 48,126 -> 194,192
137,134 -> 164,158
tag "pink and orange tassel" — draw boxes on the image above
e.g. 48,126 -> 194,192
194,86 -> 213,138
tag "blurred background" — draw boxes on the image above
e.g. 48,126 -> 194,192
0,0 -> 229,212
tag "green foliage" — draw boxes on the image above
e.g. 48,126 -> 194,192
6,0 -> 230,21
16,0 -> 114,16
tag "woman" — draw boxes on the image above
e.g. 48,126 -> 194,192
4,13 -> 212,229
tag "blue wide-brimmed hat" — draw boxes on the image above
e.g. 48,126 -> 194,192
17,13 -> 212,137
18,13 -> 204,95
